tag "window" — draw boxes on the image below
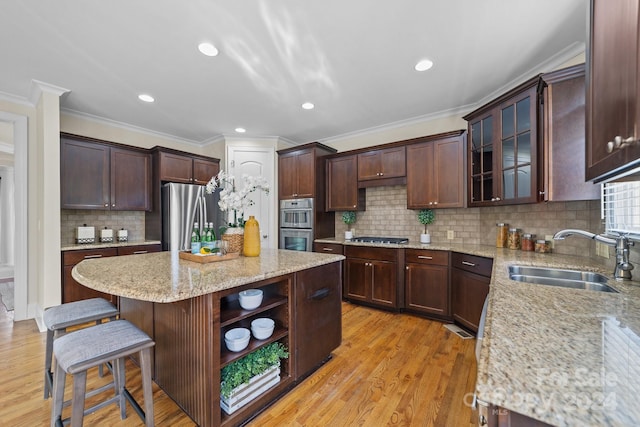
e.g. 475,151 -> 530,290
602,180 -> 640,238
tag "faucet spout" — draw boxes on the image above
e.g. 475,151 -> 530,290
552,229 -> 616,246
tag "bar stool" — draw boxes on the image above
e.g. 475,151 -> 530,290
43,298 -> 119,399
50,319 -> 155,427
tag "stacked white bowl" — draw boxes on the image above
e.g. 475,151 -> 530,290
224,327 -> 250,352
239,289 -> 263,310
251,318 -> 275,340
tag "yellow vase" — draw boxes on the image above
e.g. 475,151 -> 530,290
243,216 -> 261,257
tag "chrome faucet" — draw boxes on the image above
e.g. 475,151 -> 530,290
553,229 -> 635,280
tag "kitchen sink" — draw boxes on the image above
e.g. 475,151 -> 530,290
508,265 -> 618,293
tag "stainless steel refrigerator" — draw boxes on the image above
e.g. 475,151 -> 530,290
161,183 -> 224,252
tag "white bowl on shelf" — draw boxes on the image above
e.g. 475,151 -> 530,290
224,327 -> 250,352
239,289 -> 263,310
251,318 -> 275,340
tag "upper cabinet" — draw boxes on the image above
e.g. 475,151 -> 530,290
277,143 -> 336,200
157,150 -> 219,184
357,146 -> 406,185
406,131 -> 466,209
61,134 -> 151,211
586,0 -> 640,182
326,154 -> 365,211
540,64 -> 600,201
464,76 -> 539,206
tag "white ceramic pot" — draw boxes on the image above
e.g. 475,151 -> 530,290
345,230 -> 353,240
420,233 -> 431,244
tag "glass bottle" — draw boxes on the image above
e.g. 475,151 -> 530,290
191,222 -> 201,254
243,216 -> 261,257
496,223 -> 508,248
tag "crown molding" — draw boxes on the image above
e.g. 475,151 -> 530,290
29,80 -> 70,105
0,90 -> 31,107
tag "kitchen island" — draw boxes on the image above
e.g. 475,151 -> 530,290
72,248 -> 345,427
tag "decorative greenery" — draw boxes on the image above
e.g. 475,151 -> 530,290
220,342 -> 289,399
417,209 -> 435,234
342,211 -> 357,226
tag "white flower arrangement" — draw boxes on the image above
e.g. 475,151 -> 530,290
206,170 -> 270,227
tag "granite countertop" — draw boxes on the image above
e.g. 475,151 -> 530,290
61,240 -> 162,251
72,248 -> 344,303
316,237 -> 640,426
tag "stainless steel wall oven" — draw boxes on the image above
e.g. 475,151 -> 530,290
279,198 -> 314,251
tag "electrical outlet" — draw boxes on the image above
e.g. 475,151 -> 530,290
447,230 -> 455,240
596,242 -> 610,259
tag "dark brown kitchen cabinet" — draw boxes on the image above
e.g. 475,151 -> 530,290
451,252 -> 492,333
404,249 -> 450,318
157,150 -> 219,184
326,154 -> 365,211
61,244 -> 161,304
539,64 -> 600,201
465,76 -> 539,206
586,0 -> 640,182
61,135 -> 151,211
344,246 -> 402,310
277,142 -> 336,200
313,242 -> 344,255
406,131 -> 466,209
357,146 -> 406,184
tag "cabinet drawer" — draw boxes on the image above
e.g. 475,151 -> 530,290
313,242 -> 343,255
451,252 -> 493,277
118,244 -> 162,256
405,249 -> 448,266
345,245 -> 397,262
63,248 -> 118,266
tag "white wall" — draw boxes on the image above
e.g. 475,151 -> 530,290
0,166 -> 15,266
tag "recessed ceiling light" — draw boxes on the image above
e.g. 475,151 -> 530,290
198,42 -> 219,57
138,94 -> 155,103
415,59 -> 434,72
235,127 -> 246,133
302,102 -> 315,110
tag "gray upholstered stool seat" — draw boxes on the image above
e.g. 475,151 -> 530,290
43,298 -> 119,399
50,319 -> 155,427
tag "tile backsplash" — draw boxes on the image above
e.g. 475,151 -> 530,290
61,210 -> 146,245
334,186 -> 638,267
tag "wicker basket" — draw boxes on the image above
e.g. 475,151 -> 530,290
222,228 -> 244,254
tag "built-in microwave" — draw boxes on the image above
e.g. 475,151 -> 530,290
280,198 -> 314,229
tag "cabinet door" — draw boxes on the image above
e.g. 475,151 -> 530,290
110,147 -> 151,211
159,151 -> 193,183
344,258 -> 370,302
370,261 -> 397,308
278,154 -> 298,199
587,0 -> 640,181
405,263 -> 449,316
193,158 -> 219,185
357,147 -> 406,181
406,142 -> 434,208
61,138 -> 110,210
469,112 -> 497,205
357,151 -> 382,180
327,155 -> 363,211
499,86 -> 538,204
433,136 -> 465,208
451,268 -> 489,333
295,150 -> 315,198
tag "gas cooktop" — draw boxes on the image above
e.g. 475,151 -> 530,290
349,236 -> 409,244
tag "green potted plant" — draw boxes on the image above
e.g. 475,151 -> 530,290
418,209 -> 435,244
342,211 -> 357,240
220,341 -> 289,414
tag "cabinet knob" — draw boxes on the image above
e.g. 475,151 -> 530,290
429,201 -> 433,205
112,203 -> 115,207
380,172 -> 384,176
433,201 -> 438,205
353,205 -> 356,208
539,190 -> 545,196
406,266 -> 409,270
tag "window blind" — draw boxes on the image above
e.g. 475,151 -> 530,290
602,181 -> 640,238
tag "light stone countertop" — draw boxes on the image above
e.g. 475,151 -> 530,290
316,237 -> 640,426
72,248 -> 344,303
61,240 -> 162,251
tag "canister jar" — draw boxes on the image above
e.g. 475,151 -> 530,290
508,228 -> 521,250
535,240 -> 552,253
496,223 -> 508,248
522,234 -> 535,251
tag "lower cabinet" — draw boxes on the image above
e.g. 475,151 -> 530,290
344,246 -> 402,310
451,252 -> 492,333
61,244 -> 161,303
404,249 -> 450,318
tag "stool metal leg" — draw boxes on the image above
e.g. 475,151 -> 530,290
140,348 -> 154,427
71,371 -> 87,427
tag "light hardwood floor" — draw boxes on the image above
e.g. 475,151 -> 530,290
0,301 -> 477,426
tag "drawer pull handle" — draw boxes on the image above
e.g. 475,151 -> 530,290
83,255 -> 103,259
462,261 -> 476,267
418,255 -> 433,260
322,248 -> 334,252
310,288 -> 330,300
133,251 -> 148,254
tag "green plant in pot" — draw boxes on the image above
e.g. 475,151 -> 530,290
418,209 -> 435,244
342,211 -> 357,240
220,341 -> 289,400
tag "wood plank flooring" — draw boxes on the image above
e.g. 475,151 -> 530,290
0,301 -> 477,426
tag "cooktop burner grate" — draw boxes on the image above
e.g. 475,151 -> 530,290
349,236 -> 409,244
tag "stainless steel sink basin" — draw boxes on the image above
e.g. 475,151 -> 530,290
508,265 -> 618,293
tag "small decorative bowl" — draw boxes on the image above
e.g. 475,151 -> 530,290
239,289 -> 263,310
224,327 -> 250,352
251,318 -> 275,340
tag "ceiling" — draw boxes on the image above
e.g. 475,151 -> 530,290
0,0 -> 588,146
